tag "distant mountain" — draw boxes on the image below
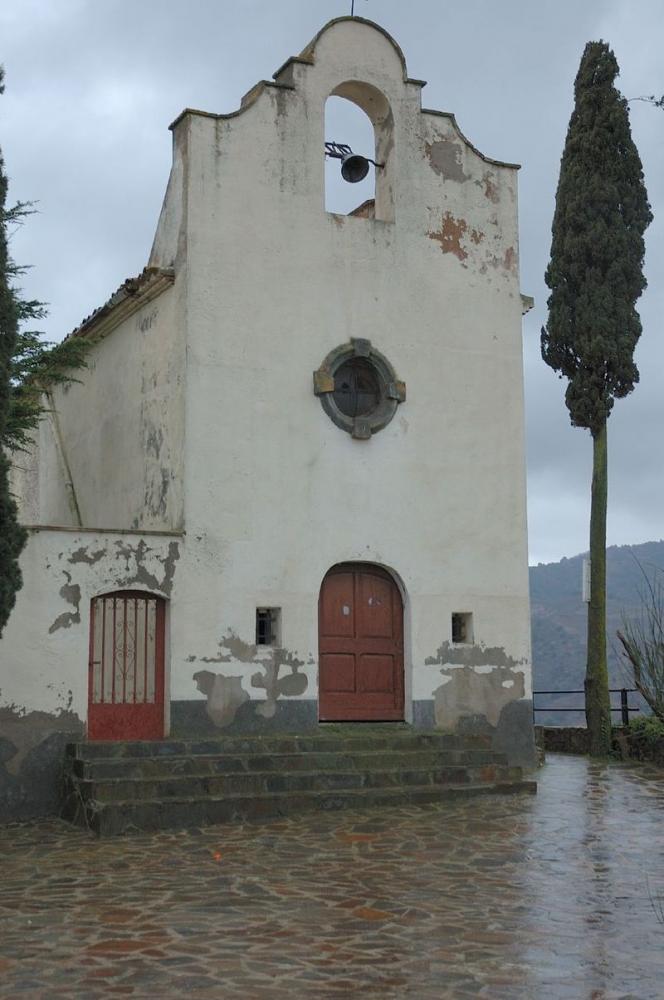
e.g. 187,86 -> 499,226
529,540 -> 664,724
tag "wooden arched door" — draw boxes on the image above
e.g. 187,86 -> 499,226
318,564 -> 404,721
88,591 -> 165,740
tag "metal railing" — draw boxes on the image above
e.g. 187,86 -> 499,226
532,688 -> 640,726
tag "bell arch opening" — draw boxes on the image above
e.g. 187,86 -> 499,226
324,81 -> 395,222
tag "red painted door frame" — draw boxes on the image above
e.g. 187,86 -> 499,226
87,591 -> 166,740
318,563 -> 404,721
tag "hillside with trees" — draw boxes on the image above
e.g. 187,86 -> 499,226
530,540 -> 664,724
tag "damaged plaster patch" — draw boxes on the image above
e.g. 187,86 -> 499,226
220,633 -> 259,662
113,539 -> 180,596
68,546 -> 106,566
428,212 -> 468,261
482,245 -> 517,276
50,539 -> 179,634
189,631 -> 309,725
193,671 -> 249,728
425,138 -> 468,183
48,572 -> 81,633
189,632 -> 256,665
503,246 -> 517,273
251,649 -> 307,719
426,641 -> 526,730
0,704 -> 84,775
477,171 -> 500,203
434,664 -> 525,729
425,641 -> 526,669
427,216 -> 484,261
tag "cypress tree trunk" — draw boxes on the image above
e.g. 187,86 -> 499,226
585,421 -> 612,755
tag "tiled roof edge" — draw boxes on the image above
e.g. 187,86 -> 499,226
66,266 -> 175,343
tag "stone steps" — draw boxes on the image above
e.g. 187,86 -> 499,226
70,731 -> 491,759
74,764 -> 524,802
71,747 -> 508,780
66,782 -> 536,837
63,730 -> 536,835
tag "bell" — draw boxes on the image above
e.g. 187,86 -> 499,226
340,153 -> 370,184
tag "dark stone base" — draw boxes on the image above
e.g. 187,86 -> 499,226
412,700 -> 436,729
171,700 -> 444,736
491,699 -> 537,770
457,700 -> 537,770
0,722 -> 84,822
0,696 -> 536,824
170,698 -> 319,737
535,726 -> 590,755
172,697 -> 537,770
169,698 -> 536,769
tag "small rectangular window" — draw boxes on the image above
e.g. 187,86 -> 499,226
256,608 -> 280,646
452,612 -> 473,645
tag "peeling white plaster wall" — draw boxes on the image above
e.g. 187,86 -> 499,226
0,530 -> 182,725
3,19 -> 532,730
172,18 -> 532,715
11,287 -> 184,532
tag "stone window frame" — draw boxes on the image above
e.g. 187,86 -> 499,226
313,338 -> 406,440
256,608 -> 281,647
452,612 -> 474,645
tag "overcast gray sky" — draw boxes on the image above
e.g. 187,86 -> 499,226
1,0 -> 662,565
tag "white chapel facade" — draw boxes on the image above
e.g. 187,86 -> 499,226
2,17 -> 535,815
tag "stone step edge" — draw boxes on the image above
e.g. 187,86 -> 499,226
70,730 -> 467,743
74,757 -> 508,778
72,748 -> 508,767
74,764 -> 520,789
82,780 -> 537,812
68,735 -> 490,755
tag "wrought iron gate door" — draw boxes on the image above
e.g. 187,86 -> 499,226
88,591 -> 165,740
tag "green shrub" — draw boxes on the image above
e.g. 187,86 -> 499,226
626,715 -> 664,758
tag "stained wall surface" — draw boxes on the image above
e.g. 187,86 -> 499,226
0,529 -> 182,819
10,284 -> 185,532
170,17 -> 533,746
1,17 -> 534,820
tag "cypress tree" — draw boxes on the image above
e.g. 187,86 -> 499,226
0,71 -> 89,636
0,67 -> 27,636
542,42 -> 652,755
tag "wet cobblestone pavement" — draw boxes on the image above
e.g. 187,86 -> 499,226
1,754 -> 664,999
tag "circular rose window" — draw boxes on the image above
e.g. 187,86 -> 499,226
313,338 -> 406,439
333,358 -> 381,417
